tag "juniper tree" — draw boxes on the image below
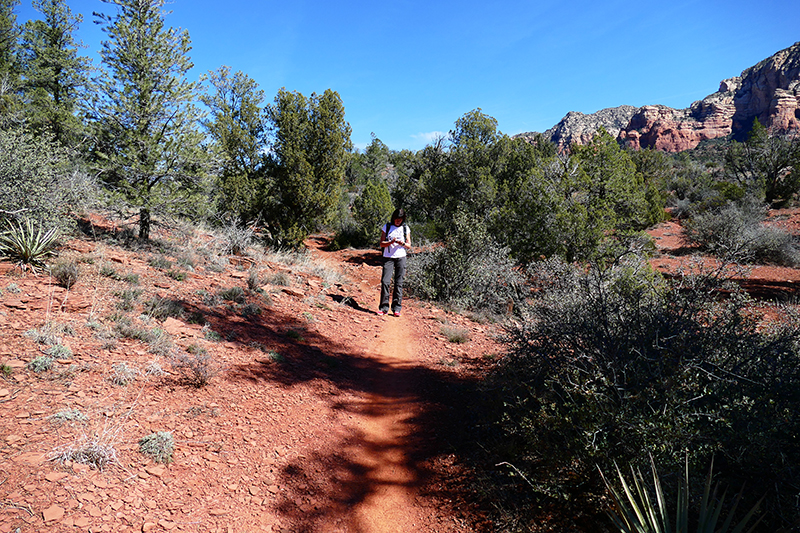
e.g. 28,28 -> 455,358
20,0 -> 91,146
263,88 -> 352,246
91,0 -> 205,240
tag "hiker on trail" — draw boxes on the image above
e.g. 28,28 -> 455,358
378,208 -> 411,317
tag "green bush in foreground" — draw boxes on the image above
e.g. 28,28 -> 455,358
0,218 -> 59,270
490,253 -> 800,530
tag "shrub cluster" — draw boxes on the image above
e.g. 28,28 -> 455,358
489,254 -> 800,530
684,199 -> 799,266
406,210 -> 524,315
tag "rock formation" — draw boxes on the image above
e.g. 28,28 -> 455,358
517,41 -> 800,152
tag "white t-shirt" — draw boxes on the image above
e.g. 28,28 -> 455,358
382,223 -> 409,258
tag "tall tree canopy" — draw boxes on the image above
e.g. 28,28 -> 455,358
91,0 -> 205,240
200,65 -> 266,223
20,0 -> 91,146
263,88 -> 351,246
0,0 -> 21,126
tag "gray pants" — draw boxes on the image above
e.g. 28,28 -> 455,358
380,256 -> 406,313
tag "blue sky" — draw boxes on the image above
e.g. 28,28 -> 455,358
15,0 -> 800,152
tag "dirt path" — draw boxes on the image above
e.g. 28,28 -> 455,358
334,316 -> 423,532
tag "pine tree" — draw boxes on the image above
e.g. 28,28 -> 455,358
20,0 -> 91,146
200,66 -> 266,223
91,0 -> 205,240
0,0 -> 21,127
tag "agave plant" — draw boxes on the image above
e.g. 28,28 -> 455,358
601,456 -> 764,533
0,218 -> 59,272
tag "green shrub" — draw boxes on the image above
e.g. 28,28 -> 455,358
218,286 -> 246,303
602,457 -> 763,533
46,344 -> 72,359
139,431 -> 174,463
492,254 -> 800,529
143,297 -> 184,320
28,356 -> 55,373
406,210 -> 524,315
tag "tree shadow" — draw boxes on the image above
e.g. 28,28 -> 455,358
207,301 -> 491,532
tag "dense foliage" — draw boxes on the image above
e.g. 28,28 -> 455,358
489,255 -> 800,530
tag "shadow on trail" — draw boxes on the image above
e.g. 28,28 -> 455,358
218,303 -> 492,532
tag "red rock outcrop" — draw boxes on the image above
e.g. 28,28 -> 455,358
516,41 -> 800,153
619,41 -> 800,151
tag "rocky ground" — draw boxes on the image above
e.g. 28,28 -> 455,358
1,210 -> 799,533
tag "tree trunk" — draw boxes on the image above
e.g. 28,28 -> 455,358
139,207 -> 150,240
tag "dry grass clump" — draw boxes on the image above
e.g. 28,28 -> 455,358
139,431 -> 175,464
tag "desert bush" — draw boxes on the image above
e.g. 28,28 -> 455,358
441,325 -> 471,344
50,408 -> 88,423
218,219 -> 253,255
143,297 -> 185,320
0,127 -> 99,232
115,288 -> 143,311
46,344 -> 72,359
50,423 -> 120,470
50,258 -> 80,289
139,431 -> 174,463
406,210 -> 524,315
684,199 -> 799,266
490,254 -> 800,529
170,346 -> 217,387
264,271 -> 291,287
110,362 -> 138,386
218,286 -> 246,303
28,355 -> 55,373
602,456 -> 764,533
148,255 -> 172,270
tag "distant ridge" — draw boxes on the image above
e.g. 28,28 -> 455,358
516,41 -> 800,152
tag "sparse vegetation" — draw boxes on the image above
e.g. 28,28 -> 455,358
110,362 -> 138,386
440,324 -> 470,344
170,345 -> 217,387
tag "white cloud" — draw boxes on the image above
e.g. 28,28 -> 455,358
411,131 -> 446,145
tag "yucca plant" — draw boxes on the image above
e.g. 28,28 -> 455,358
601,456 -> 764,533
0,218 -> 59,271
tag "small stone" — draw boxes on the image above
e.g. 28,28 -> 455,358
75,516 -> 91,527
42,504 -> 65,522
145,465 -> 166,478
209,508 -> 228,516
142,522 -> 158,532
45,472 -> 69,482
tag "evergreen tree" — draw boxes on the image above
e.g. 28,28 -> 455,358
200,66 -> 266,223
725,119 -> 800,206
0,0 -> 21,127
263,88 -> 352,246
91,0 -> 205,240
20,0 -> 91,146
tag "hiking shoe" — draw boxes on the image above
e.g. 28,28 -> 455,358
377,310 -> 387,315
393,311 -> 401,317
